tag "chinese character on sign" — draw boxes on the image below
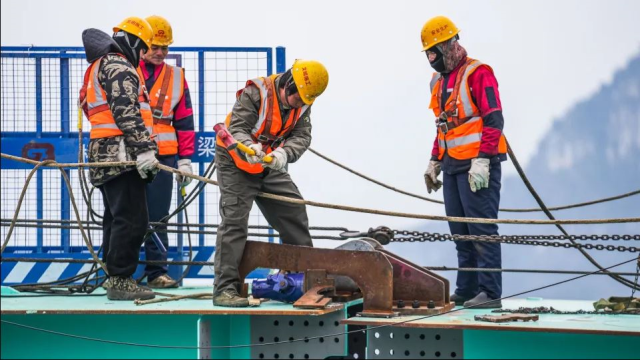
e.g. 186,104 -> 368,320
83,143 -> 88,162
198,137 -> 216,158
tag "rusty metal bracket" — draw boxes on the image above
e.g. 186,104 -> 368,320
293,270 -> 335,309
238,241 -> 395,317
294,286 -> 334,309
376,248 -> 454,315
337,239 -> 454,315
238,240 -> 454,317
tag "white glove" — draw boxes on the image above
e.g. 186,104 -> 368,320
424,160 -> 442,194
263,147 -> 288,172
136,150 -> 159,179
468,158 -> 490,193
246,143 -> 265,164
176,159 -> 193,186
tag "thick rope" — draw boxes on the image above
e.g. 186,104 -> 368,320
2,153 -> 639,226
0,157 -> 107,274
308,148 -> 640,213
506,141 -> 639,290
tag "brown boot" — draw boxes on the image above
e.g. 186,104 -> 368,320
212,289 -> 249,308
147,274 -> 179,289
105,277 -> 155,301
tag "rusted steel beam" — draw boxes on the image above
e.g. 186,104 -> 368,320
238,241 -> 395,316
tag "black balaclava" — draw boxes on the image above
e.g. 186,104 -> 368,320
279,69 -> 298,97
112,31 -> 148,65
427,45 -> 446,73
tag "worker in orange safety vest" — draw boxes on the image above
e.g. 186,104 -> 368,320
422,16 -> 507,309
138,15 -> 196,289
212,60 -> 329,307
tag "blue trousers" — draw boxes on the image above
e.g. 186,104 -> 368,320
144,155 -> 176,281
443,162 -> 502,299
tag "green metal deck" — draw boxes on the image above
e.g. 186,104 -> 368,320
2,290 -> 638,359
343,298 -> 640,336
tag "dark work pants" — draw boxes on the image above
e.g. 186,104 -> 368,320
144,155 -> 177,281
443,162 -> 502,299
100,170 -> 149,278
213,148 -> 313,296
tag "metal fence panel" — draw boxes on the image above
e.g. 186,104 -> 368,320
1,46 -> 286,278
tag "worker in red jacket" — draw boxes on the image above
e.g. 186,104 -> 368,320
422,16 -> 507,309
138,15 -> 195,288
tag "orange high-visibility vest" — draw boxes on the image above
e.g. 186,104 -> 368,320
146,63 -> 184,155
216,75 -> 310,174
80,54 -> 153,139
429,57 -> 507,160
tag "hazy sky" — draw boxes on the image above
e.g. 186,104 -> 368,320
2,1 -> 640,277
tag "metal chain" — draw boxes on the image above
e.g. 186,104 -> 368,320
390,230 -> 640,253
392,229 -> 640,242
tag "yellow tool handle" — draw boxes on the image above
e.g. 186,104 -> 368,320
77,107 -> 83,130
236,142 -> 273,163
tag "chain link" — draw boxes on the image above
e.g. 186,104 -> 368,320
390,230 -> 640,253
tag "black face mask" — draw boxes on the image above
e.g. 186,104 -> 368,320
113,31 -> 148,65
426,46 -> 446,73
280,69 -> 298,98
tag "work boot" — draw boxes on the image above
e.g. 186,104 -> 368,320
105,276 -> 155,301
450,293 -> 471,306
147,274 -> 179,289
463,292 -> 502,309
212,289 -> 249,308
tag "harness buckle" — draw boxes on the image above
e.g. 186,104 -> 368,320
438,122 -> 449,134
256,134 -> 270,143
437,112 -> 449,134
152,109 -> 163,119
271,136 -> 286,149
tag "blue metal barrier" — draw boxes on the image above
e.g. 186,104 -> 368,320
1,46 -> 287,284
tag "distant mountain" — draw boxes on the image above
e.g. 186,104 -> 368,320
502,53 -> 640,234
395,54 -> 640,301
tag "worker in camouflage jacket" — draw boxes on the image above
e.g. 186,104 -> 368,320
80,16 -> 159,301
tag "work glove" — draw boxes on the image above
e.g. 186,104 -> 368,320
136,150 -> 159,179
468,158 -> 490,193
263,147 -> 288,172
176,159 -> 193,186
246,143 -> 265,164
424,160 -> 442,194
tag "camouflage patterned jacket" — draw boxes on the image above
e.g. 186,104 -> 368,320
81,29 -> 157,187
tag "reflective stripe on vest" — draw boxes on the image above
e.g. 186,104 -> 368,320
251,77 -> 271,136
155,132 -> 177,141
216,75 -> 308,174
83,55 -> 154,140
442,133 -> 482,149
429,73 -> 442,93
146,63 -> 184,155
458,61 -> 484,117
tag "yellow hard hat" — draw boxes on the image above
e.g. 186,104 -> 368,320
113,16 -> 153,50
421,16 -> 460,51
291,59 -> 329,105
146,15 -> 173,46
